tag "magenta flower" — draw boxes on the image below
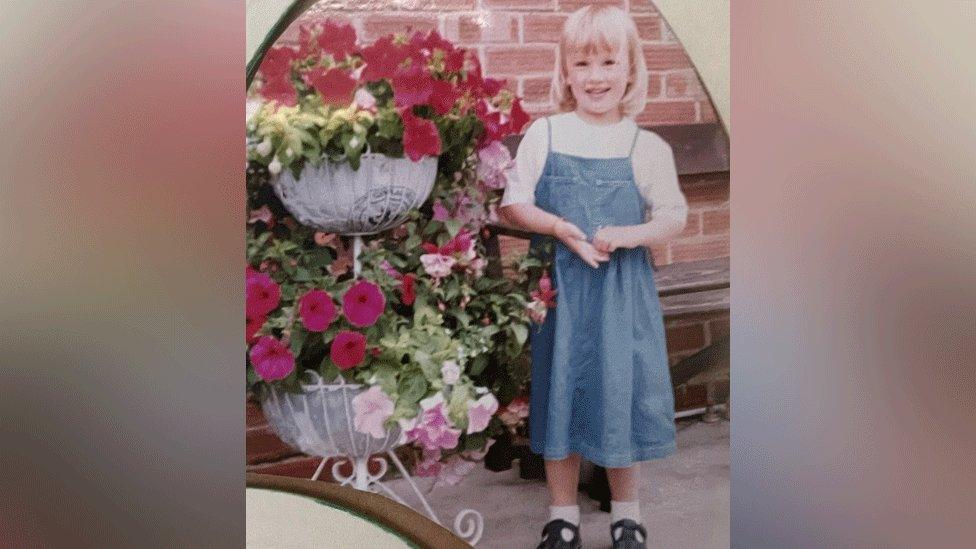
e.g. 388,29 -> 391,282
466,392 -> 499,434
246,313 -> 265,344
331,330 -> 366,370
246,271 -> 281,317
431,199 -> 451,221
404,393 -> 461,453
299,289 -> 337,332
351,385 -> 395,439
249,336 -> 295,382
342,279 -> 386,327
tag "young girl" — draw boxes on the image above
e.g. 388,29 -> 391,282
499,6 -> 689,548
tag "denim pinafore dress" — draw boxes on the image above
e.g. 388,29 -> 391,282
528,118 -> 676,468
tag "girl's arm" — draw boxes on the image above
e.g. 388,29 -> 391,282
591,216 -> 685,252
500,204 -> 610,268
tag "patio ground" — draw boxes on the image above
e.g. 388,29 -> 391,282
385,418 -> 730,549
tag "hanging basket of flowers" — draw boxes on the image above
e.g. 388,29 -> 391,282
246,21 -> 523,235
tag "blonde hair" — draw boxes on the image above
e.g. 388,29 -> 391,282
550,6 -> 648,118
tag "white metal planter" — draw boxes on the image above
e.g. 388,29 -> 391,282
259,373 -> 484,546
272,153 -> 438,236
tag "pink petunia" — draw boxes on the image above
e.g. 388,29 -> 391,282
431,199 -> 451,222
342,280 -> 386,327
403,393 -> 462,453
249,336 -> 295,382
400,109 -> 441,161
434,454 -> 477,488
466,392 -> 499,434
351,385 -> 395,439
476,140 -> 514,190
246,271 -> 281,317
420,253 -> 455,280
299,289 -> 337,332
331,330 -> 367,370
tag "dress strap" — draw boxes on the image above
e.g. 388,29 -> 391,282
628,125 -> 641,158
545,117 -> 552,154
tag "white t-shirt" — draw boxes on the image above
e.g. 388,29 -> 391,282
500,112 -> 689,226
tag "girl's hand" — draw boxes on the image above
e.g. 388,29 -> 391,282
562,236 -> 611,268
552,218 -> 587,243
592,226 -> 637,254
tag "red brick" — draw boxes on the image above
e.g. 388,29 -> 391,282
646,72 -> 662,98
648,244 -> 670,266
522,76 -> 553,102
708,317 -> 730,339
642,44 -> 692,71
633,14 -> 662,41
700,99 -> 719,123
678,212 -> 701,238
630,0 -> 658,13
247,427 -> 300,465
702,208 -> 729,235
483,0 -> 554,9
246,399 -> 267,429
485,46 -> 556,75
635,100 -> 697,125
670,237 -> 729,262
310,0 -> 476,9
684,182 -> 729,209
524,14 -> 567,43
455,13 -> 519,44
558,0 -> 625,12
666,323 -> 706,353
673,383 -> 708,410
247,455 -> 328,478
362,15 -> 437,41
665,69 -> 705,99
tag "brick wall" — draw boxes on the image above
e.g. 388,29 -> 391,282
282,0 -> 715,125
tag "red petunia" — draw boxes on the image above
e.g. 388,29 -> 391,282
299,289 -> 337,332
401,109 -> 441,161
250,336 -> 295,381
259,46 -> 299,78
392,63 -> 434,109
399,273 -> 417,306
246,271 -> 281,317
430,79 -> 460,115
317,20 -> 358,61
246,313 -> 266,344
306,67 -> 357,106
531,272 -> 557,309
342,279 -> 386,328
260,74 -> 298,107
507,97 -> 530,135
360,36 -> 410,82
331,330 -> 367,370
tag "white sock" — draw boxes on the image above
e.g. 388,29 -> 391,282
611,499 -> 641,524
549,504 -> 580,526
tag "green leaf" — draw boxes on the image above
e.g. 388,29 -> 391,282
398,374 -> 428,407
290,326 -> 307,357
510,324 -> 528,346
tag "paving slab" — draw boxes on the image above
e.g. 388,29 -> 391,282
384,419 -> 730,548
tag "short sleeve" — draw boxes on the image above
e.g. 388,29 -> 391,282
632,131 -> 688,226
500,118 -> 548,207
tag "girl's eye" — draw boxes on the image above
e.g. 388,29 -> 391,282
603,59 -> 616,66
574,61 -> 588,67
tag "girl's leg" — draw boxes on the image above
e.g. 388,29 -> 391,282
544,453 -> 582,505
606,463 -> 639,502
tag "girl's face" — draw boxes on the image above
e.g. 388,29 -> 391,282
565,45 -> 630,123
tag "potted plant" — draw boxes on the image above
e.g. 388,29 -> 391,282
246,21 -> 540,494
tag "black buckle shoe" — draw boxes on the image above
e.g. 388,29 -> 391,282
610,519 -> 647,548
536,519 -> 581,549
